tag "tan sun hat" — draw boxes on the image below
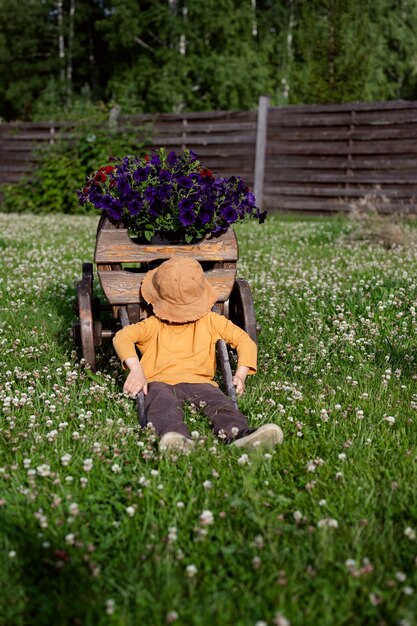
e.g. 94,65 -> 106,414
140,256 -> 218,323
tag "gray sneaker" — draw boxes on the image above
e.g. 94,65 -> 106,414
159,432 -> 194,453
231,424 -> 284,450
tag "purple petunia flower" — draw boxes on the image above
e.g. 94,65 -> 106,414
108,199 -> 123,221
127,199 -> 143,216
179,207 -> 197,226
76,147 -> 265,240
144,187 -> 157,203
133,167 -> 149,183
167,151 -> 177,166
176,175 -> 193,189
220,204 -> 238,224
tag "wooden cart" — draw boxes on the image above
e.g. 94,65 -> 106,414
71,216 -> 258,420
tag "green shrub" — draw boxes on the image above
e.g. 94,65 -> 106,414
0,109 -> 148,215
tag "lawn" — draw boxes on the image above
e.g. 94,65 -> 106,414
1,213 -> 417,626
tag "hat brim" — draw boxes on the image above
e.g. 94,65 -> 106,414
141,265 -> 218,323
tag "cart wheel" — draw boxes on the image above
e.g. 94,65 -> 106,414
77,262 -> 96,371
229,278 -> 257,344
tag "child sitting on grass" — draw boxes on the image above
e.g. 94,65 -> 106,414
113,256 -> 283,452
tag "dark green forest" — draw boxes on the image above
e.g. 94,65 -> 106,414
1,0 -> 417,121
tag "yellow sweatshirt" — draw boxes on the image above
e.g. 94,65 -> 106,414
113,312 -> 257,387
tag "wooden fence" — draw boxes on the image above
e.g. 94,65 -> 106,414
1,98 -> 417,213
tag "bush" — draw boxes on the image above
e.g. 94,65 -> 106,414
0,108 -> 148,215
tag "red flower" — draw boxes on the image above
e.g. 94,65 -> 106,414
199,167 -> 213,178
94,171 -> 107,183
144,154 -> 150,162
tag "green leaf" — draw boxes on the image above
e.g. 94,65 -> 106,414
185,233 -> 194,244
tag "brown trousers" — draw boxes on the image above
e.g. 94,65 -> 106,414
144,382 -> 254,441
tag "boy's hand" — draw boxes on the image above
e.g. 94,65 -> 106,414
124,358 -> 148,397
233,365 -> 250,397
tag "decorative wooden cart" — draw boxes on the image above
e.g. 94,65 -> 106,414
71,215 -> 258,419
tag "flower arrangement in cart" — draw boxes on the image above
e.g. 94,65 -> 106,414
78,148 -> 266,243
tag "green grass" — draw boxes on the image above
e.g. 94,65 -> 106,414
1,213 -> 417,626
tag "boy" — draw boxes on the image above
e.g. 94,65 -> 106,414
113,256 -> 283,452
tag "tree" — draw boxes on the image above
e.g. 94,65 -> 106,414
289,0 -> 384,104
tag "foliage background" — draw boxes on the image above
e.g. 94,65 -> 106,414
0,0 -> 417,122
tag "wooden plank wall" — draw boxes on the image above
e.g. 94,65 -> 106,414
1,100 -> 417,213
0,121 -> 68,184
122,109 -> 257,185
0,109 -> 257,188
264,100 -> 417,212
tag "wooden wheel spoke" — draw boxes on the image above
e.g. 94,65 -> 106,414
77,262 -> 96,370
229,278 -> 257,344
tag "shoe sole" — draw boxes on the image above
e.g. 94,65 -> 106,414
231,424 -> 284,449
159,433 -> 194,452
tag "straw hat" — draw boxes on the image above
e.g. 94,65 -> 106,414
141,256 -> 218,323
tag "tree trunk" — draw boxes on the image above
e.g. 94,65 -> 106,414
57,0 -> 66,86
66,0 -> 75,102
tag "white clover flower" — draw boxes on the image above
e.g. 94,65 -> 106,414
92,442 -> 101,454
176,501 -> 185,508
65,533 -> 75,545
395,571 -> 407,582
36,464 -> 51,477
61,453 -> 72,466
46,429 -> 58,442
237,454 -> 250,465
203,480 -> 212,490
80,477 -> 88,488
338,453 -> 346,461
68,503 -> 79,516
293,511 -> 303,523
273,614 -> 291,626
320,409 -> 329,422
404,526 -> 416,540
383,416 -> 395,425
186,564 -> 198,578
252,556 -> 262,569
317,518 -> 338,529
105,599 -> 115,615
166,610 -> 179,623
83,458 -> 93,472
126,506 -> 136,517
403,586 -> 414,595
199,510 -> 214,526
23,458 -> 31,469
111,464 -> 121,474
8,550 -> 16,558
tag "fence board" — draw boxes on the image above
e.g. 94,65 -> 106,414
2,99 -> 417,213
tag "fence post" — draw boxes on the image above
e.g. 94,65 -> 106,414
254,95 -> 270,210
